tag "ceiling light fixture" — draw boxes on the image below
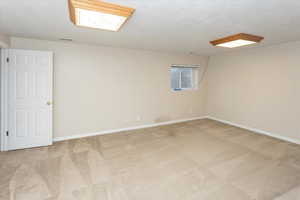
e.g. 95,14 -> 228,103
210,33 -> 264,48
68,0 -> 135,31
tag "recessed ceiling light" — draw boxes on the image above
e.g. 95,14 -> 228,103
68,0 -> 135,31
210,33 -> 264,48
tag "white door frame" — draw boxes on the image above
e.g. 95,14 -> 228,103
1,48 -> 9,151
1,48 -> 54,151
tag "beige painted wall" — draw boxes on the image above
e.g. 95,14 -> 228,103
0,33 -> 10,48
10,37 -> 208,138
207,41 -> 300,142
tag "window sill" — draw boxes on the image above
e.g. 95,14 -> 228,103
171,88 -> 198,92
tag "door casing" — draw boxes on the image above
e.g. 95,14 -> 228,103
1,49 -> 9,151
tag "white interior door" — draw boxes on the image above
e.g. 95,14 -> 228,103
6,49 -> 53,150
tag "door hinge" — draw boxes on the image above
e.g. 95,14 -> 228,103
6,131 -> 9,136
6,57 -> 9,63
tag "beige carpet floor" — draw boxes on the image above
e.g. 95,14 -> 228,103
1,119 -> 300,200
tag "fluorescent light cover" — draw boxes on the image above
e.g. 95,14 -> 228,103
216,39 -> 256,48
210,33 -> 264,48
76,8 -> 127,31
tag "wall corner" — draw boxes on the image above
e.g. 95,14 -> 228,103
0,34 -> 10,48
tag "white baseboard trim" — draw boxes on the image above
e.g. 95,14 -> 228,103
207,116 -> 300,145
54,115 -> 300,145
53,116 -> 207,142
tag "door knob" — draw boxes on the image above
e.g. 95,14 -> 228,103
46,101 -> 52,105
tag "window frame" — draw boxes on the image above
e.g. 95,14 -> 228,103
170,65 -> 199,91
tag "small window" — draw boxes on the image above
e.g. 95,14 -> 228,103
171,66 -> 199,91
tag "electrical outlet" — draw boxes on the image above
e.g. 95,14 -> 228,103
136,116 -> 141,121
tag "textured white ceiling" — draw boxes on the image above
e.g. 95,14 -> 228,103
1,0 -> 300,55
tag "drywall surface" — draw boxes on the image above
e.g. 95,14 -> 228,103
207,41 -> 300,142
0,34 -> 10,48
10,37 -> 208,138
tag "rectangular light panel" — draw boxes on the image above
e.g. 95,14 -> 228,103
216,39 -> 257,48
210,33 -> 264,48
76,8 -> 127,31
68,0 -> 135,31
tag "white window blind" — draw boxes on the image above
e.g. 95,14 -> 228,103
171,66 -> 199,91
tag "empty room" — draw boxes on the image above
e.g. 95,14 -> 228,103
1,0 -> 300,199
